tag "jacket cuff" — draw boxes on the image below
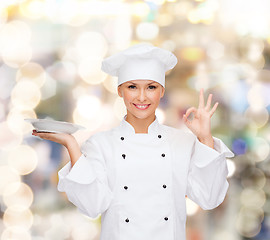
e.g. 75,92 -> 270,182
192,136 -> 235,168
57,161 -> 71,192
58,154 -> 97,187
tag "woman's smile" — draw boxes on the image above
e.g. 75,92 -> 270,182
133,103 -> 151,110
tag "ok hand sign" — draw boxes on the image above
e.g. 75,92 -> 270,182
182,88 -> 218,148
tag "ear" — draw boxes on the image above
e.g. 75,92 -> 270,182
118,85 -> 122,97
160,86 -> 165,98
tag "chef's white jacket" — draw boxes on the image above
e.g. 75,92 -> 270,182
57,114 -> 234,240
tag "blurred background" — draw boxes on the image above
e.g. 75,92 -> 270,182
0,0 -> 270,239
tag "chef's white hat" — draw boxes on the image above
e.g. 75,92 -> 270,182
101,43 -> 178,88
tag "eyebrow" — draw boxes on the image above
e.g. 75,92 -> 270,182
128,81 -> 157,85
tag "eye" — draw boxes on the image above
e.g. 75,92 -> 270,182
128,85 -> 136,89
148,85 -> 157,89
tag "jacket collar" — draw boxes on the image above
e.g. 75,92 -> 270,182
119,114 -> 160,135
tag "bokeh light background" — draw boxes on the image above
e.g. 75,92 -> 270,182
0,0 -> 270,239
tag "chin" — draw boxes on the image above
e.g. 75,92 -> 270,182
129,111 -> 154,120
135,115 -> 149,120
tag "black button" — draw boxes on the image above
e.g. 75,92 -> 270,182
161,153 -> 165,157
122,154 -> 126,159
124,186 -> 128,190
158,135 -> 162,138
125,218 -> 129,222
163,184 -> 167,188
164,217 -> 168,221
121,137 -> 124,140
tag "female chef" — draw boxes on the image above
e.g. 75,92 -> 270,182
32,43 -> 234,240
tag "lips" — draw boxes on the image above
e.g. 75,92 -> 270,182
133,103 -> 150,110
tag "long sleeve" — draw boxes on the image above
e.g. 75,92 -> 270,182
186,135 -> 234,210
57,136 -> 114,218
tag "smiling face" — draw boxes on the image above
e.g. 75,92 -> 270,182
117,79 -> 165,120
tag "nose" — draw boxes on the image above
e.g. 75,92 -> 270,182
138,88 -> 147,102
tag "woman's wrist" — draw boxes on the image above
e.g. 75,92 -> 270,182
64,135 -> 77,148
197,135 -> 214,149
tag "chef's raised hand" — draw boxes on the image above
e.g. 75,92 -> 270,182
182,88 -> 218,149
32,130 -> 75,148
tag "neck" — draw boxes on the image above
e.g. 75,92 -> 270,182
125,112 -> 156,134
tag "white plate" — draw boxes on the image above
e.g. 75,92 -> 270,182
24,118 -> 86,134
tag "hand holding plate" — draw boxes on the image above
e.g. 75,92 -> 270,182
32,130 -> 76,148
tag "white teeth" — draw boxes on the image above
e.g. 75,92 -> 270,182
134,104 -> 149,109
